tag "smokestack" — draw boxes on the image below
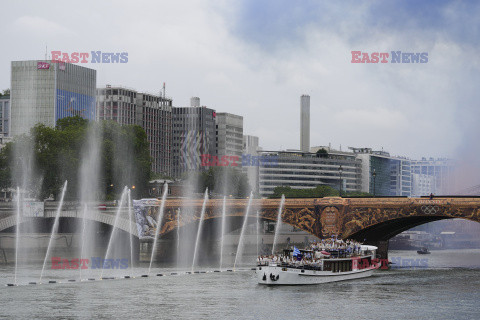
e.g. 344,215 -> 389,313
190,97 -> 200,107
300,94 -> 310,152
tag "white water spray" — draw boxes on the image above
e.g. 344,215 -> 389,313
219,196 -> 227,270
234,192 -> 254,270
128,190 -> 135,270
272,194 -> 285,254
14,187 -> 21,285
192,189 -> 209,272
148,183 -> 168,274
101,186 -> 128,279
39,181 -> 68,283
79,203 -> 88,281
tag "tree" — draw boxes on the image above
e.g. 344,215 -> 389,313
270,184 -> 372,198
183,166 -> 250,198
316,148 -> 328,158
0,89 -> 9,97
0,117 -> 152,200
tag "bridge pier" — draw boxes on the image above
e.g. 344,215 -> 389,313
369,240 -> 389,260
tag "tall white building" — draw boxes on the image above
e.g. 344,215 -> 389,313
300,94 -> 310,153
11,60 -> 96,136
216,112 -> 243,159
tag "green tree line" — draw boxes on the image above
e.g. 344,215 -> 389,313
0,116 -> 152,200
184,166 -> 250,198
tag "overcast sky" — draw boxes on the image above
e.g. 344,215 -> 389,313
1,1 -> 479,165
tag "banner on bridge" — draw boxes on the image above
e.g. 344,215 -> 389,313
133,199 -> 161,240
23,201 -> 45,217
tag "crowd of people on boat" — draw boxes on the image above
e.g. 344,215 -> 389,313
308,238 -> 363,253
256,238 -> 364,268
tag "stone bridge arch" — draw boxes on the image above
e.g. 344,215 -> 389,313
0,208 -> 138,237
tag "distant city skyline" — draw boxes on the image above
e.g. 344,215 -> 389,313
1,1 -> 479,167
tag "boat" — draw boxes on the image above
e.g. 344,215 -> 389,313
256,243 -> 381,285
417,247 -> 431,254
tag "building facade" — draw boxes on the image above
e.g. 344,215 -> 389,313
410,158 -> 455,195
258,150 -> 362,197
352,148 -> 411,196
11,60 -> 96,136
96,85 -> 173,176
0,95 -> 10,137
411,173 -> 435,197
172,98 -> 216,178
216,112 -> 243,159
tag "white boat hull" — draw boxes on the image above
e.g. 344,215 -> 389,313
256,266 -> 375,285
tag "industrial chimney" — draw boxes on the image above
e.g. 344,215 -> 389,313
300,94 -> 310,152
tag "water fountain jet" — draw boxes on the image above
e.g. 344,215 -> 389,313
39,180 -> 68,283
13,187 -> 21,286
100,186 -> 128,279
191,189 -> 209,272
147,183 -> 168,275
272,194 -> 285,254
219,196 -> 227,270
233,192 -> 254,270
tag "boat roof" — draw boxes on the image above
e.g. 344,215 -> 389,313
360,245 -> 378,251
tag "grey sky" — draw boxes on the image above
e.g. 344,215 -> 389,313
1,0 -> 479,167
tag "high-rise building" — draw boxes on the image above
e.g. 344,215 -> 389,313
216,113 -> 243,159
11,60 -> 96,136
0,94 -> 11,148
96,85 -> 173,176
0,94 -> 10,137
172,97 -> 216,177
300,94 -> 310,153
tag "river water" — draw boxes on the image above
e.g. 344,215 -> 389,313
0,249 -> 479,319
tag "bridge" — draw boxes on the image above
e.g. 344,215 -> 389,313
0,202 -> 137,236
135,196 -> 480,259
1,197 -> 479,259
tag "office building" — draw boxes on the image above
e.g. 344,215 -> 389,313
0,94 -> 10,137
11,60 -> 96,136
216,112 -> 243,159
258,149 -> 362,197
172,97 -> 216,177
96,85 -> 173,176
352,148 -> 411,196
